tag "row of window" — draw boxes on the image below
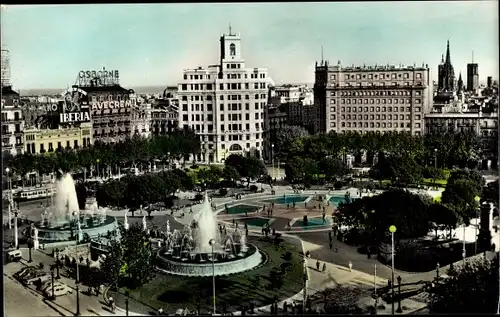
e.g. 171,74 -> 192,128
181,102 -> 266,113
181,93 -> 267,102
330,72 -> 423,81
180,82 -> 267,91
338,122 -> 421,129
334,114 -> 421,121
333,98 -> 422,105
28,139 -> 88,154
184,74 -> 211,80
331,106 -> 422,113
339,82 -> 424,87
221,142 -> 261,150
335,90 -> 421,97
225,73 -> 266,80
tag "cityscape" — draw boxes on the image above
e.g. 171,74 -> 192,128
1,2 -> 499,316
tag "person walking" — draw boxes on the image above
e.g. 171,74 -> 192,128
348,261 -> 353,272
316,260 -> 320,271
322,263 -> 326,273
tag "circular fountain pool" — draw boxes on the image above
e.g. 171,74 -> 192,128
156,243 -> 264,277
33,215 -> 119,244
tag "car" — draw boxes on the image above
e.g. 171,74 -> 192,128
14,266 -> 39,279
7,250 -> 23,262
40,281 -> 64,292
23,272 -> 51,285
44,283 -> 73,297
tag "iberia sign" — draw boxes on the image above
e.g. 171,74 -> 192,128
59,87 -> 91,124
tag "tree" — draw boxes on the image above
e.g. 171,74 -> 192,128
222,165 -> 240,189
319,157 -> 348,182
101,223 -> 156,289
274,126 -> 309,160
225,154 -> 266,186
428,203 -> 459,238
429,258 -> 498,313
483,181 -> 499,207
442,178 -> 481,224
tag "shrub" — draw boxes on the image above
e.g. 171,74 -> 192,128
283,251 -> 292,261
219,188 -> 228,196
334,181 -> 343,190
194,193 -> 204,201
190,164 -> 199,169
249,185 -> 259,193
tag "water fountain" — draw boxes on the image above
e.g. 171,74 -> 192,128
28,173 -> 119,245
156,195 -> 263,277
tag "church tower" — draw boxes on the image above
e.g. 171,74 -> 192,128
219,24 -> 245,70
457,72 -> 464,93
438,40 -> 456,92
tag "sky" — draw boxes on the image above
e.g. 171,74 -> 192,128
1,2 -> 499,90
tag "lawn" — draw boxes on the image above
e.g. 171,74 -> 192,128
110,236 -> 305,314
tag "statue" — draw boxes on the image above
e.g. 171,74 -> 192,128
142,215 -> 147,232
77,221 -> 83,242
33,227 -> 40,250
166,220 -> 171,234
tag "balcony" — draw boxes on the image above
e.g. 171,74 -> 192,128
15,143 -> 23,148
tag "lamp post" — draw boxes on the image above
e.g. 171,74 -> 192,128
96,159 -> 100,179
396,276 -> 402,313
6,167 -> 11,229
27,235 -> 33,263
55,249 -> 61,279
75,214 -> 81,316
271,144 -> 275,180
13,210 -> 19,249
462,225 -> 466,266
434,148 -> 437,169
125,291 -> 130,316
374,264 -> 378,314
475,208 -> 479,255
389,225 -> 397,315
209,238 -> 216,315
436,262 -> 440,279
50,266 -> 55,300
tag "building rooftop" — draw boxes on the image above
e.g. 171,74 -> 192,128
1,85 -> 19,96
78,85 -> 133,94
316,61 -> 429,72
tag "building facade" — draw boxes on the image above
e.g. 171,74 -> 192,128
131,96 -> 152,138
314,61 -> 432,135
1,49 -> 11,87
177,30 -> 272,163
151,98 -> 179,136
467,63 -> 479,92
1,86 -> 24,156
23,123 -> 92,154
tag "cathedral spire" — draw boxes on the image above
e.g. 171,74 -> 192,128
445,40 -> 451,65
441,54 -> 444,64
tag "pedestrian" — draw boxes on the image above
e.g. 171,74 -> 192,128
291,302 -> 296,315
322,263 -> 326,272
329,242 -> 333,250
348,261 -> 352,272
316,260 -> 320,271
108,296 -> 114,312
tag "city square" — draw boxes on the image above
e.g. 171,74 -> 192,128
2,2 -> 499,316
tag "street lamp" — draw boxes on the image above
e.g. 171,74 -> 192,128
436,262 -> 440,280
271,144 -> 275,180
396,276 -> 402,313
55,249 -> 61,279
125,291 -> 130,316
74,214 -> 81,316
50,266 -> 55,300
27,227 -> 33,262
13,210 -> 19,249
96,159 -> 100,179
6,167 -> 11,229
434,148 -> 437,169
389,225 -> 397,315
209,238 -> 216,315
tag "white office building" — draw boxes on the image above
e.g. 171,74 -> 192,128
177,30 -> 273,163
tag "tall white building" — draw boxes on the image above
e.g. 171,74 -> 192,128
177,29 -> 273,163
1,86 -> 25,156
1,49 -> 11,87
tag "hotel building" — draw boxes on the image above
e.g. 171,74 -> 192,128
177,29 -> 273,163
314,61 -> 433,134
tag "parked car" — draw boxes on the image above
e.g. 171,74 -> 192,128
44,283 -> 73,297
23,271 -> 51,285
7,250 -> 23,262
40,281 -> 64,292
14,266 -> 39,279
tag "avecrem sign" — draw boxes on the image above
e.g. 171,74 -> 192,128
59,87 -> 91,123
90,94 -> 137,111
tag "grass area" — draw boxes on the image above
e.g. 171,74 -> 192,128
265,195 -> 309,205
292,217 -> 329,228
112,236 -> 305,314
224,204 -> 260,215
238,217 -> 272,228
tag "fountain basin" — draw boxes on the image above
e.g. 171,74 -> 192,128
156,243 -> 263,277
32,215 -> 119,244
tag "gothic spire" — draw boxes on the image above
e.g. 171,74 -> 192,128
441,54 -> 444,64
445,40 -> 451,65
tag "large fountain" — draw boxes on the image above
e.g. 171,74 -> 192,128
28,173 -> 119,246
156,195 -> 264,277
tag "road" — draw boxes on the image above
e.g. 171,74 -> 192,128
3,248 -> 114,317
